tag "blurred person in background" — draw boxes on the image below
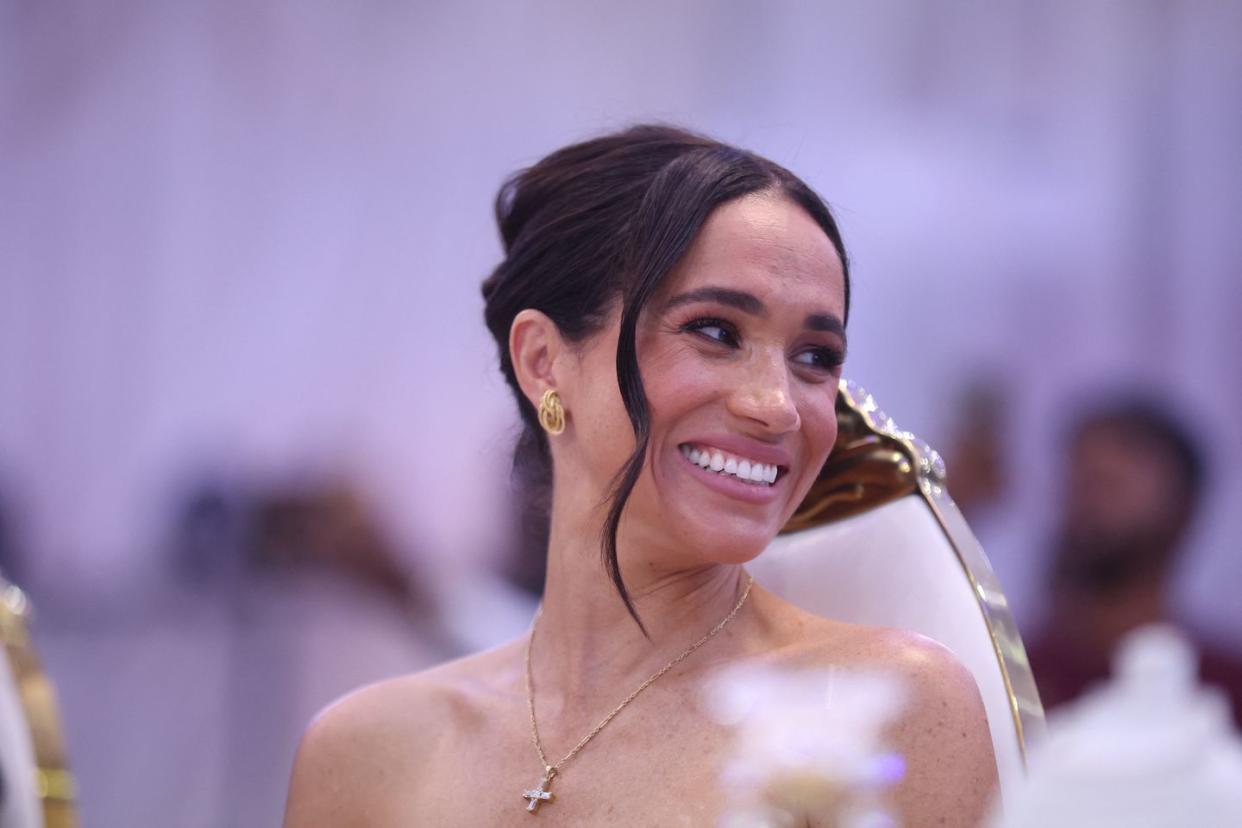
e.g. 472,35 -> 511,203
30,473 -> 453,828
1024,398 -> 1242,724
0,478 -> 24,585
944,381 -> 1009,527
175,475 -> 453,824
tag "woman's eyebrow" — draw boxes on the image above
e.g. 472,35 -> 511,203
665,286 -> 846,340
805,313 -> 846,339
664,286 -> 766,315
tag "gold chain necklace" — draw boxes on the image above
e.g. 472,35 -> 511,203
521,574 -> 754,814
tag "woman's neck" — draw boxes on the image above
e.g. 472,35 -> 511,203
531,517 -> 749,717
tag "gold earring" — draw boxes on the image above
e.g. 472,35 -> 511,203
538,388 -> 565,435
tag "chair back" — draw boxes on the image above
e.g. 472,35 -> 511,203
748,380 -> 1045,790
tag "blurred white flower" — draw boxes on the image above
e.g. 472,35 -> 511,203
705,663 -> 908,828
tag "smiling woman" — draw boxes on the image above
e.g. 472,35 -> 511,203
282,126 -> 998,827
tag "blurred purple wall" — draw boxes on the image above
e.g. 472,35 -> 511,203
2,2 -> 1240,825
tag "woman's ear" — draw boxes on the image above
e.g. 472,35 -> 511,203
509,309 -> 565,408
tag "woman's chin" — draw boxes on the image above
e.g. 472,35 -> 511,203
651,455 -> 796,560
677,519 -> 778,567
632,474 -> 789,566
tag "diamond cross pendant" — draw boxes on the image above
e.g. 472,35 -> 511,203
522,771 -> 556,814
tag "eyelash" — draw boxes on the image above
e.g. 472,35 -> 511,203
681,317 -> 739,347
679,317 -> 845,373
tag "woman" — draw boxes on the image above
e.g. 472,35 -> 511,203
283,126 -> 998,826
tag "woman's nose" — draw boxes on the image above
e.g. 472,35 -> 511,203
725,353 -> 800,434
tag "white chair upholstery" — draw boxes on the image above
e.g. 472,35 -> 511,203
749,380 -> 1044,795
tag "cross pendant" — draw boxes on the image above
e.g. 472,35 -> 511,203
522,772 -> 555,814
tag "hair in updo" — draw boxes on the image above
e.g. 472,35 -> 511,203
481,124 -> 851,628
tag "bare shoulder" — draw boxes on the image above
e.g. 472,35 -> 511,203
758,600 -> 988,720
282,639 -> 524,827
751,598 -> 997,827
831,623 -> 987,708
825,623 -> 999,827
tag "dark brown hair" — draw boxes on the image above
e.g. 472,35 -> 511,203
481,125 -> 851,628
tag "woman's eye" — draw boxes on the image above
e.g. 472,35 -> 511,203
793,347 -> 845,371
681,318 -> 739,347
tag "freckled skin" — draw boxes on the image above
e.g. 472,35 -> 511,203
283,196 -> 999,827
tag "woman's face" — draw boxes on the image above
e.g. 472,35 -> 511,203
562,191 -> 848,570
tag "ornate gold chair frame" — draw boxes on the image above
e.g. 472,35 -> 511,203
0,578 -> 77,828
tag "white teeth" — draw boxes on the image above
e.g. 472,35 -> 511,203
681,443 -> 781,487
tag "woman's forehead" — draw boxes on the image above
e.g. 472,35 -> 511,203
662,194 -> 846,311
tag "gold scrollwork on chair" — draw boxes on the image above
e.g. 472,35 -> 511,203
0,579 -> 79,828
783,380 -> 930,532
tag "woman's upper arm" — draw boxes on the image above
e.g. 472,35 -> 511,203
283,705 -> 365,828
283,683 -> 415,828
885,634 -> 999,828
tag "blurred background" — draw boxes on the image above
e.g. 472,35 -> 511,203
2,2 -> 1240,825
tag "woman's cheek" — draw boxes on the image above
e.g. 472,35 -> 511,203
797,396 -> 839,481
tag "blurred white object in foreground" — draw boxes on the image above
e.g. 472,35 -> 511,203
705,665 -> 907,828
992,624 -> 1242,827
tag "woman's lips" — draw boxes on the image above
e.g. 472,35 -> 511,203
679,443 -> 781,484
676,444 -> 785,505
